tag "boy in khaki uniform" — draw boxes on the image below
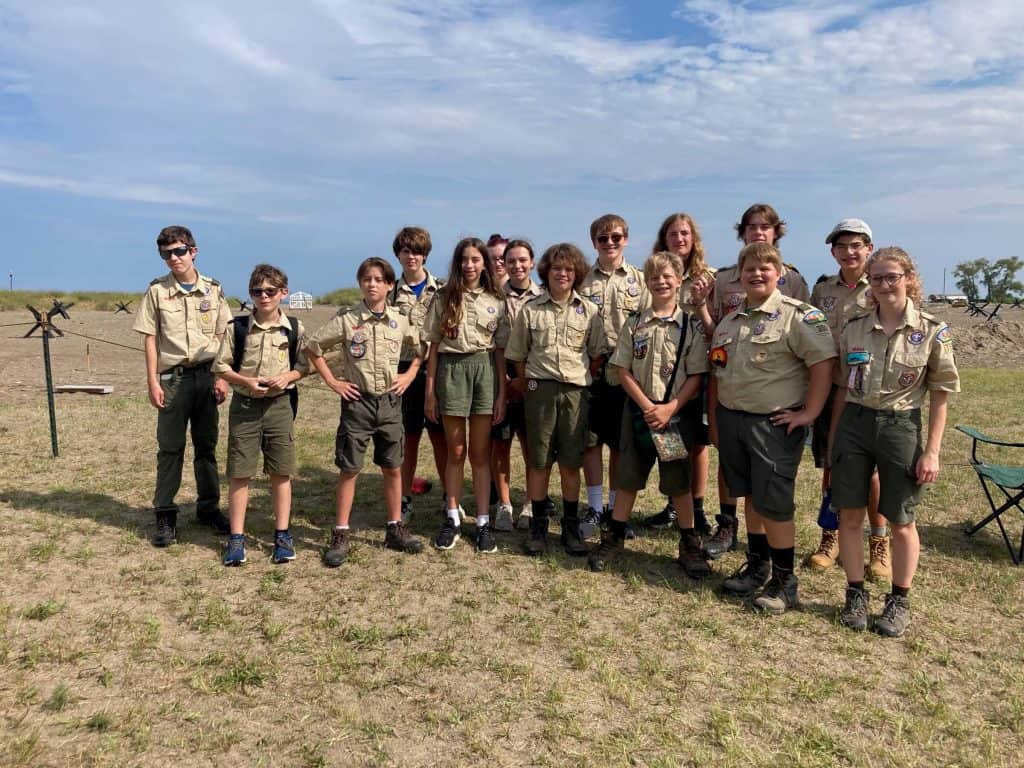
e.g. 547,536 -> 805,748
306,258 -> 426,567
709,242 -> 836,614
579,214 -> 651,538
213,264 -> 309,565
134,225 -> 231,548
588,251 -> 711,577
505,242 -> 607,556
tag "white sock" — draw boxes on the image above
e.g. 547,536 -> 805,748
608,490 -> 617,510
477,514 -> 490,527
335,524 -> 349,531
587,486 -> 604,511
447,508 -> 461,524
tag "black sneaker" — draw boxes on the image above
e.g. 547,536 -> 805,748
875,593 -> 911,638
588,531 -> 624,572
641,502 -> 677,529
841,586 -> 870,632
323,529 -> 351,568
151,509 -> 177,548
560,516 -> 587,557
703,514 -> 738,560
197,508 -> 230,534
524,514 -> 549,557
624,521 -> 637,540
677,530 -> 710,580
385,522 -> 424,554
752,567 -> 800,614
475,524 -> 497,554
721,553 -> 771,596
434,518 -> 461,551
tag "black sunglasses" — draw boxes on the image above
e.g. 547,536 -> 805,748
596,233 -> 624,245
249,287 -> 281,298
159,246 -> 191,260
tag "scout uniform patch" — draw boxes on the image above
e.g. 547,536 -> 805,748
710,346 -> 728,367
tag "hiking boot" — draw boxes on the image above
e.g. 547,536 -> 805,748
197,508 -> 230,534
152,509 -> 177,548
223,534 -> 247,566
694,507 -> 712,537
516,503 -> 533,531
867,535 -> 892,582
579,506 -> 604,540
641,502 -> 677,529
752,567 -> 800,615
271,532 -> 296,563
806,528 -> 840,570
323,529 -> 351,568
703,514 -> 738,560
524,514 -> 549,556
433,518 -> 461,551
493,502 -> 515,532
385,522 -> 424,554
677,530 -> 711,580
588,530 -> 625,572
560,516 -> 587,557
401,495 -> 413,524
475,524 -> 498,554
722,553 -> 771,596
841,585 -> 870,631
875,593 -> 911,638
410,476 -> 432,495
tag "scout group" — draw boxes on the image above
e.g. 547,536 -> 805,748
134,205 -> 960,638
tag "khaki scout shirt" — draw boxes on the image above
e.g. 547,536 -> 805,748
388,271 -> 443,362
305,304 -> 419,396
710,290 -> 837,413
837,303 -> 960,411
212,310 -> 309,396
580,259 -> 651,385
422,286 -> 510,354
810,273 -> 872,342
504,291 -> 608,387
710,263 -> 810,323
611,307 -> 710,403
679,265 -> 716,313
502,280 -> 543,325
133,271 -> 231,372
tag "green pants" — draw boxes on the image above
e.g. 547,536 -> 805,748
154,364 -> 221,514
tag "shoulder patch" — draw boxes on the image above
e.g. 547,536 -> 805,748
802,308 -> 827,325
936,325 -> 952,344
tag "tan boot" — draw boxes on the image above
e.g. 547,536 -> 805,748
805,529 -> 839,569
867,535 -> 892,582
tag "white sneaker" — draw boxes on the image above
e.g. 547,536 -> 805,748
516,503 -> 532,530
494,502 -> 514,532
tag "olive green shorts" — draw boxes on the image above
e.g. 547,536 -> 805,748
831,404 -> 924,525
524,380 -> 588,470
437,351 -> 497,417
335,393 -> 404,474
715,405 -> 807,522
227,393 -> 296,479
811,385 -> 838,469
615,404 -> 690,494
585,375 -> 626,449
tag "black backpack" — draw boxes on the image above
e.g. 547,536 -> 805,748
230,315 -> 299,418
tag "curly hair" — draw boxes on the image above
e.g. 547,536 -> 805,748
537,242 -> 589,290
867,247 -> 923,307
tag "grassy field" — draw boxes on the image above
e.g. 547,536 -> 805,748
0,289 -> 359,313
0,369 -> 1022,767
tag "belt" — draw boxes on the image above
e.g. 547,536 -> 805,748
849,403 -> 919,418
162,361 -> 213,376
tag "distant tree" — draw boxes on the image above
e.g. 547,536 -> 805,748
953,259 -> 986,302
983,257 -> 1024,302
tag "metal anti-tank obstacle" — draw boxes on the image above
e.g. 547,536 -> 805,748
24,300 -> 74,457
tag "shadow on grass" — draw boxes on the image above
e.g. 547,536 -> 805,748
919,517 -> 1022,566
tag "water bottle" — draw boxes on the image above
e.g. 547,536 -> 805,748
817,488 -> 839,530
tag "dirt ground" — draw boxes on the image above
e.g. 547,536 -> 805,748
0,303 -> 1020,404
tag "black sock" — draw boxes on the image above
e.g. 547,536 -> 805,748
563,500 -> 579,520
769,546 -> 795,572
720,502 -> 738,520
678,526 -> 695,539
749,533 -> 770,561
275,528 -> 288,536
609,518 -> 627,539
531,499 -> 549,519
848,581 -> 864,591
892,584 -> 910,597
693,497 -> 704,514
489,482 -> 499,506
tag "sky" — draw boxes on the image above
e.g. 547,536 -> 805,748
1,0 -> 1022,298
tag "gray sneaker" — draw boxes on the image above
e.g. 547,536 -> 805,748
493,502 -> 515,532
840,586 -> 870,631
752,568 -> 799,615
875,593 -> 911,638
516,503 -> 533,530
578,506 -> 604,540
722,553 -> 771,597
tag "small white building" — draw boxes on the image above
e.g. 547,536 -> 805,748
288,291 -> 314,310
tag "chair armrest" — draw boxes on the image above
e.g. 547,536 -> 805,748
956,425 -> 1024,448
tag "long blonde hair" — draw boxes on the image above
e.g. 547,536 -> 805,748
653,212 -> 708,278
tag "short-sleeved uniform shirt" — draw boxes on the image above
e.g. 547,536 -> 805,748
212,310 -> 309,396
679,265 -> 717,314
505,290 -> 608,387
388,271 -> 443,363
611,307 -> 710,402
710,290 -> 837,413
810,273 -> 872,343
133,272 -> 232,371
711,263 -> 810,324
836,303 -> 960,410
422,286 -> 510,354
502,280 -> 543,325
580,260 -> 651,385
305,304 -> 419,396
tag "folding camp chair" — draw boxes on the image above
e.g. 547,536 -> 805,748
956,425 -> 1024,564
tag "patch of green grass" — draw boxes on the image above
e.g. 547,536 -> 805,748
22,599 -> 63,621
85,711 -> 114,732
210,659 -> 272,693
43,683 -> 72,712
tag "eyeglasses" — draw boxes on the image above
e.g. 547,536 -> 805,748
868,273 -> 905,286
249,287 -> 281,298
832,242 -> 868,253
159,246 -> 191,260
596,233 -> 625,245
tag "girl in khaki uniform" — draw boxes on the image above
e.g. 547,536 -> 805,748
424,237 -> 510,553
831,247 -> 960,637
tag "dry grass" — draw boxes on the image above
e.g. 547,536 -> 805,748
0,370 -> 1022,767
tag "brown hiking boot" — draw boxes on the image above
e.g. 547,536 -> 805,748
805,529 -> 839,570
702,514 -> 738,560
867,535 -> 891,581
752,567 -> 800,615
677,530 -> 711,580
323,529 -> 351,568
385,522 -> 424,554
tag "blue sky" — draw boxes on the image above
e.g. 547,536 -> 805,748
1,0 -> 1022,298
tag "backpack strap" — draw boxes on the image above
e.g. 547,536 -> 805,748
287,316 -> 299,419
230,317 -> 249,372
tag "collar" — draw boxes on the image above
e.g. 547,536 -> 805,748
399,270 -> 438,291
830,272 -> 869,288
872,301 -> 919,330
740,289 -> 783,316
354,302 -> 396,323
504,280 -> 541,298
251,308 -> 289,331
638,305 -> 685,328
593,259 -> 627,277
168,271 -> 208,295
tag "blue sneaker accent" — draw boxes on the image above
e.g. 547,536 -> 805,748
272,532 -> 296,563
223,534 -> 247,566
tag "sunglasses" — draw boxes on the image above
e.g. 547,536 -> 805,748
249,287 -> 281,298
596,233 -> 625,245
159,246 -> 191,260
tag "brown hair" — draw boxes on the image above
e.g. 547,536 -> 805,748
157,225 -> 196,249
736,242 -> 782,272
392,226 -> 432,259
437,237 -> 501,334
248,264 -> 288,292
653,212 -> 708,277
868,247 -> 923,306
589,214 -> 629,242
735,204 -> 786,242
357,257 -> 396,285
537,242 -> 589,290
